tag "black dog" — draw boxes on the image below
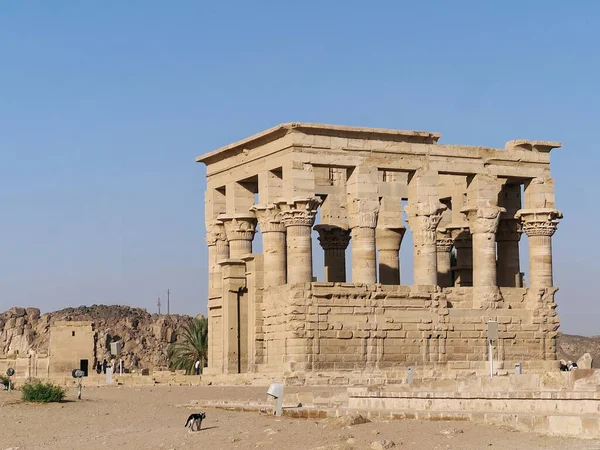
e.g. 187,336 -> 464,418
185,412 -> 206,432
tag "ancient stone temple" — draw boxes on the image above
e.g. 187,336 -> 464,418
197,123 -> 562,379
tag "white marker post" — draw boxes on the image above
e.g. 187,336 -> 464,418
486,320 -> 498,378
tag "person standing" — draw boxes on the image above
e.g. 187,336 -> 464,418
102,359 -> 108,374
194,359 -> 200,375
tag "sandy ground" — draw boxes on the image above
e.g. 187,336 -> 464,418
1,385 -> 600,450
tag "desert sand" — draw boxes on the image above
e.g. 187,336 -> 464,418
1,385 -> 599,450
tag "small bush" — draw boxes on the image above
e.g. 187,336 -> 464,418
21,380 -> 65,403
0,375 -> 9,389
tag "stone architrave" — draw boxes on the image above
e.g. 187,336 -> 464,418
435,228 -> 454,288
461,206 -> 505,288
251,204 -> 286,287
376,227 -> 405,285
219,213 -> 257,259
516,208 -> 562,288
406,201 -> 446,285
496,218 -> 522,287
348,198 -> 380,284
278,197 -> 322,284
314,225 -> 351,282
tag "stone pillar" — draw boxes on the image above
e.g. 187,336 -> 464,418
376,227 -> 405,285
348,199 -> 379,284
278,198 -> 321,284
251,204 -> 287,287
314,225 -> 351,282
496,219 -> 522,287
205,220 -> 229,375
220,214 -> 257,259
436,228 -> 453,288
516,209 -> 562,288
448,227 -> 473,287
206,220 -> 229,298
461,206 -> 504,287
406,202 -> 445,285
220,259 -> 247,374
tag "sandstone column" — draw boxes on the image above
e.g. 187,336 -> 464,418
516,209 -> 562,288
220,213 -> 257,258
461,206 -> 505,287
251,204 -> 287,287
314,225 -> 351,282
348,199 -> 379,284
406,202 -> 445,285
376,227 -> 405,285
278,198 -> 321,284
496,219 -> 522,287
436,228 -> 454,288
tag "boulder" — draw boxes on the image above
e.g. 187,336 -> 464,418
577,353 -> 593,369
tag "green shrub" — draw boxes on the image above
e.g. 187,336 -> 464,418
21,380 -> 66,403
0,375 -> 9,389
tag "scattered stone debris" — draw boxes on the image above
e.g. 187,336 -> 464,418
370,439 -> 396,449
438,428 -> 464,436
323,414 -> 370,430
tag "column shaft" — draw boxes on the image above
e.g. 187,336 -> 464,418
406,206 -> 444,286
286,224 -> 313,284
451,229 -> 473,286
497,240 -> 521,287
278,198 -> 321,285
324,247 -> 347,282
436,235 -> 453,288
229,239 -> 252,258
529,235 -> 553,287
462,206 -> 504,288
262,231 -> 287,287
352,226 -> 377,284
472,232 -> 497,287
251,204 -> 287,288
376,227 -> 405,285
379,249 -> 400,284
496,219 -> 522,287
314,225 -> 351,283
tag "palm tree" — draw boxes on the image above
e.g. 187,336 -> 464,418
168,316 -> 208,375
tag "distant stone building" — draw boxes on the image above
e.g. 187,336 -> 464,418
49,321 -> 96,376
197,123 -> 562,380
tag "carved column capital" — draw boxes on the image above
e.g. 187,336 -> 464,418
376,227 -> 406,251
496,218 -> 522,242
250,204 -> 285,233
461,206 -> 505,235
219,213 -> 257,242
314,225 -> 351,250
347,198 -> 379,229
205,220 -> 227,246
277,197 -> 321,228
405,201 -> 446,245
516,208 -> 563,237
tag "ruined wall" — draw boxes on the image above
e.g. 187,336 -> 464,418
260,283 -> 559,375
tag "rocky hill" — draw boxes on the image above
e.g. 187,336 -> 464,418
0,305 -> 195,371
557,333 -> 599,368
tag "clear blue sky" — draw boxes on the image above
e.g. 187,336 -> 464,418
1,2 -> 598,335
